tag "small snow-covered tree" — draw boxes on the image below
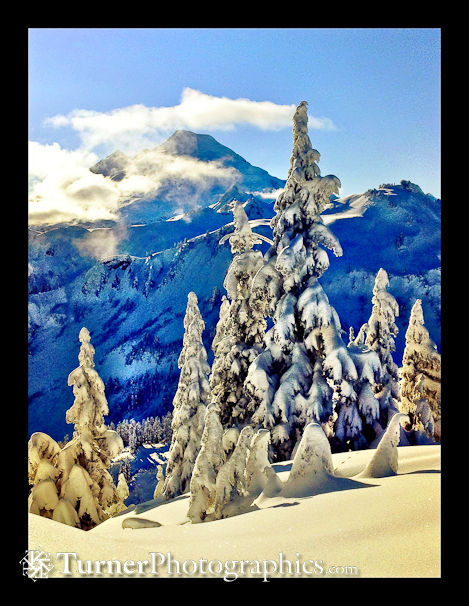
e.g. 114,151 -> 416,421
28,432 -> 61,520
245,428 -> 272,497
128,420 -> 137,453
120,460 -> 131,483
346,341 -> 383,449
400,300 -> 441,440
187,403 -> 226,523
213,425 -> 254,519
162,292 -> 211,499
116,472 -> 129,503
161,411 -> 173,443
364,268 -> 400,426
245,101 -> 360,457
211,202 -> 266,426
28,327 -> 126,530
153,465 -> 165,499
63,327 -> 126,528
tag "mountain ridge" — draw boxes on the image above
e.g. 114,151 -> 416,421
28,131 -> 440,442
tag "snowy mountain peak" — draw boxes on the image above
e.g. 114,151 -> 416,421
157,130 -> 226,160
89,150 -> 129,182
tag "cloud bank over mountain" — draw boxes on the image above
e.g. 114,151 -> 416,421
30,89 -> 333,226
28,141 -> 241,226
45,88 -> 335,153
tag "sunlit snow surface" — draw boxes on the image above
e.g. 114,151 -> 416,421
29,444 -> 440,578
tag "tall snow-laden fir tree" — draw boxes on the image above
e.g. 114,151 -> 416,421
211,202 -> 266,426
245,101 -> 361,458
63,326 -> 126,528
364,268 -> 400,426
344,343 -> 383,449
28,327 -> 126,530
340,268 -> 401,448
187,403 -> 226,523
400,299 -> 441,441
162,292 -> 211,499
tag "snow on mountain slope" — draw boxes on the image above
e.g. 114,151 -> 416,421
28,444 -> 440,579
88,130 -> 285,225
28,131 -> 440,443
321,181 -> 440,358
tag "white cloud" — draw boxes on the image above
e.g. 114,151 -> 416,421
45,88 -> 335,154
30,90 -> 336,226
28,141 -> 240,226
248,188 -> 285,200
28,142 -> 121,225
74,224 -> 128,260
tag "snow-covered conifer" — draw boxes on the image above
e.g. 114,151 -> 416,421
400,300 -> 441,440
117,472 -> 129,503
62,327 -> 126,527
211,202 -> 266,426
153,465 -> 165,499
187,403 -> 226,523
162,292 -> 211,499
346,342 -> 383,449
29,329 -> 126,529
28,432 -> 61,518
353,323 -> 368,346
261,465 -> 284,498
245,428 -> 272,497
245,104 -> 359,457
365,268 -> 400,426
213,425 -> 254,519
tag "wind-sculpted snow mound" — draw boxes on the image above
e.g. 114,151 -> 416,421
358,413 -> 409,478
281,423 -> 343,498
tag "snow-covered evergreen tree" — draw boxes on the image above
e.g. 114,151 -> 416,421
153,465 -> 165,499
116,472 -> 129,503
120,460 -> 131,483
62,326 -> 126,528
245,101 -> 360,457
28,432 -> 61,520
400,299 -> 441,440
245,428 -> 272,497
187,403 -> 226,523
346,340 -> 383,449
211,202 -> 266,426
213,425 -> 254,519
162,292 -> 211,499
161,411 -> 173,443
28,327 -> 126,529
364,268 -> 400,425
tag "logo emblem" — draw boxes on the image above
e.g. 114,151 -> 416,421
20,547 -> 54,581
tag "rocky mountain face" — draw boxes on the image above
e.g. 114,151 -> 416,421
28,132 -> 440,441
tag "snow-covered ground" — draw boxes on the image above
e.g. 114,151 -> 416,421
29,444 -> 440,579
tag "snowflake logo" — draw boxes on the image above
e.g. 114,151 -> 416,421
20,547 -> 54,581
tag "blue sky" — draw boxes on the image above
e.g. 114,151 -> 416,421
29,27 -> 440,221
